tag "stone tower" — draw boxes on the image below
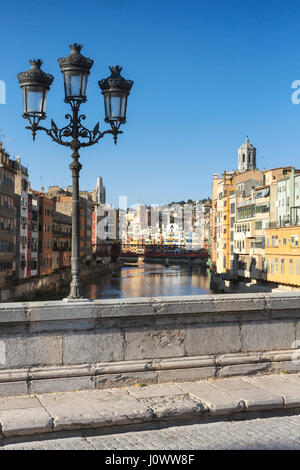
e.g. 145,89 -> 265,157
238,137 -> 256,172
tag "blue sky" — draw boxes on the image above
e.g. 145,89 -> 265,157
1,0 -> 300,207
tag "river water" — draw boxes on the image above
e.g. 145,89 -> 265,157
11,262 -> 212,302
81,262 -> 212,299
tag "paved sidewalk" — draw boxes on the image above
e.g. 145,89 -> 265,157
1,373 -> 300,442
4,415 -> 300,450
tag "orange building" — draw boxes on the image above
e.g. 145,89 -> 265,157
52,211 -> 72,270
265,226 -> 300,286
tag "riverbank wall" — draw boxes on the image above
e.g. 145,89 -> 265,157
0,260 -> 121,303
210,272 -> 300,294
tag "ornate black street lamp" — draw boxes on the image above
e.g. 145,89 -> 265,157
17,44 -> 133,299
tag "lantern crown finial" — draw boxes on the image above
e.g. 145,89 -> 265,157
99,65 -> 133,92
109,65 -> 123,76
69,43 -> 83,53
17,59 -> 54,89
58,43 -> 93,72
29,59 -> 43,68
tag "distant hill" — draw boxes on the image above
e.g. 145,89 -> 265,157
168,198 -> 211,206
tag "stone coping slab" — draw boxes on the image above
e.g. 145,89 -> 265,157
0,373 -> 300,440
1,292 -> 300,324
243,375 -> 300,408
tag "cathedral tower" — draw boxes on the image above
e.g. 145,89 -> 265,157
238,137 -> 256,172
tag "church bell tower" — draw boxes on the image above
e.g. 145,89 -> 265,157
238,137 -> 256,172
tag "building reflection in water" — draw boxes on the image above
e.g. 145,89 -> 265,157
82,263 -> 211,300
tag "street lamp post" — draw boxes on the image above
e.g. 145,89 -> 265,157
17,44 -> 133,299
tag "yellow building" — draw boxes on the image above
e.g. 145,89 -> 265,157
265,226 -> 300,286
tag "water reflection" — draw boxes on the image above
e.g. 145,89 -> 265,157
82,263 -> 212,299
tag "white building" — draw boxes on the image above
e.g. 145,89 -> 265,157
14,156 -> 29,279
95,203 -> 117,241
93,177 -> 106,204
30,192 -> 39,277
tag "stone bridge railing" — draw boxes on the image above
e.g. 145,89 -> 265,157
0,292 -> 300,396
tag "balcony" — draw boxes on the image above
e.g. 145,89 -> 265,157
237,199 -> 255,208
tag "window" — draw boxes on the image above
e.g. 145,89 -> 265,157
281,259 -> 285,274
297,259 -> 300,276
283,238 -> 287,246
237,206 -> 255,220
255,204 -> 269,214
289,259 -> 293,275
275,258 -> 278,272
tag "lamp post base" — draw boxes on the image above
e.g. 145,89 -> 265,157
68,278 -> 84,300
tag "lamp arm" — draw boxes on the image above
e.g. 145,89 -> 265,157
77,115 -> 123,147
80,128 -> 123,148
24,111 -> 123,147
25,116 -> 72,148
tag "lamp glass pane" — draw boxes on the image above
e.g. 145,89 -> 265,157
81,74 -> 88,97
110,92 -> 122,119
64,71 -> 87,98
104,93 -> 109,119
41,89 -> 48,113
22,87 -> 27,114
121,95 -> 127,119
25,85 -> 45,114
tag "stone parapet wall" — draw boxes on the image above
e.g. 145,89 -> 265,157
0,292 -> 300,395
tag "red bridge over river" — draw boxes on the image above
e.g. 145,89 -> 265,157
93,243 -> 209,259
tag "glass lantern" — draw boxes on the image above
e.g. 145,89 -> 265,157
99,66 -> 133,125
58,44 -> 93,102
17,59 -> 53,119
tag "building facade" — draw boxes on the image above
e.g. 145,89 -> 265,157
0,144 -> 16,285
211,137 -> 300,288
13,155 -> 29,279
38,193 -> 54,276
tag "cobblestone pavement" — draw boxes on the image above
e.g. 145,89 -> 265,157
3,414 -> 300,450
